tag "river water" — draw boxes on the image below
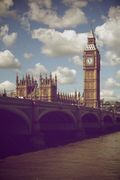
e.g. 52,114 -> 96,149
0,132 -> 120,180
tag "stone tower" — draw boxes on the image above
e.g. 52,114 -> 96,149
16,74 -> 38,98
83,30 -> 100,108
39,73 -> 57,102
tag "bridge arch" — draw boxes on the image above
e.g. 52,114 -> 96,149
37,110 -> 77,145
116,117 -> 120,130
102,115 -> 114,132
116,117 -> 120,124
103,115 -> 113,126
0,107 -> 31,135
38,109 -> 76,122
81,113 -> 100,135
81,113 -> 99,126
38,110 -> 76,132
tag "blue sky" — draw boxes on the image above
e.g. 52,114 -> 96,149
0,0 -> 120,101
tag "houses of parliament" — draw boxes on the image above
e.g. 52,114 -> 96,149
16,30 -> 100,108
16,73 -> 82,105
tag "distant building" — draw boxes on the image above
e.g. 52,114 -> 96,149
101,100 -> 120,112
39,73 -> 57,102
16,74 -> 38,99
16,73 -> 82,105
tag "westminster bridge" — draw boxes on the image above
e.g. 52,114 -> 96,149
1,96 -> 120,157
0,96 -> 120,138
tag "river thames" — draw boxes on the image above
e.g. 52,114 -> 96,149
0,131 -> 120,180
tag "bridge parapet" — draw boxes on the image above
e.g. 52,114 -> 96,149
0,96 -> 33,106
34,100 -> 78,109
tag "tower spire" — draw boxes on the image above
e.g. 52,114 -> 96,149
88,19 -> 95,40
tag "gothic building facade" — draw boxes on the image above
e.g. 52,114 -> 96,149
16,73 -> 82,105
16,74 -> 38,99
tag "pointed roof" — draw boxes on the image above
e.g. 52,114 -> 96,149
85,29 -> 97,51
88,29 -> 95,38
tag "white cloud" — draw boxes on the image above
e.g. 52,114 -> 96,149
60,8 -> 87,28
27,63 -> 47,79
0,0 -> 16,17
71,55 -> 83,66
0,81 -> 15,93
0,50 -> 21,69
102,51 -> 120,66
24,52 -> 33,60
108,5 -> 120,20
116,70 -> 120,79
28,0 -> 87,28
2,32 -> 17,47
0,24 -> 17,47
52,66 -> 76,84
95,6 -> 120,66
31,28 -> 87,57
0,24 -> 8,37
105,77 -> 120,89
101,76 -> 120,101
100,89 -> 117,101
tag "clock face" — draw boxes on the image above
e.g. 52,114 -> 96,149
86,57 -> 94,65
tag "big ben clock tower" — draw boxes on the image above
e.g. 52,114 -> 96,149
83,30 -> 100,108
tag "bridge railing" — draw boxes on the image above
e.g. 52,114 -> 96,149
0,96 -> 33,106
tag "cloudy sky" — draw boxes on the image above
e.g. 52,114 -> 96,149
0,0 -> 120,101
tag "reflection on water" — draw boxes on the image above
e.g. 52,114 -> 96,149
0,132 -> 120,180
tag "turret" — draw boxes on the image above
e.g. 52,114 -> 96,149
55,74 -> 57,85
50,72 -> 52,80
16,73 -> 19,85
40,74 -> 42,84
